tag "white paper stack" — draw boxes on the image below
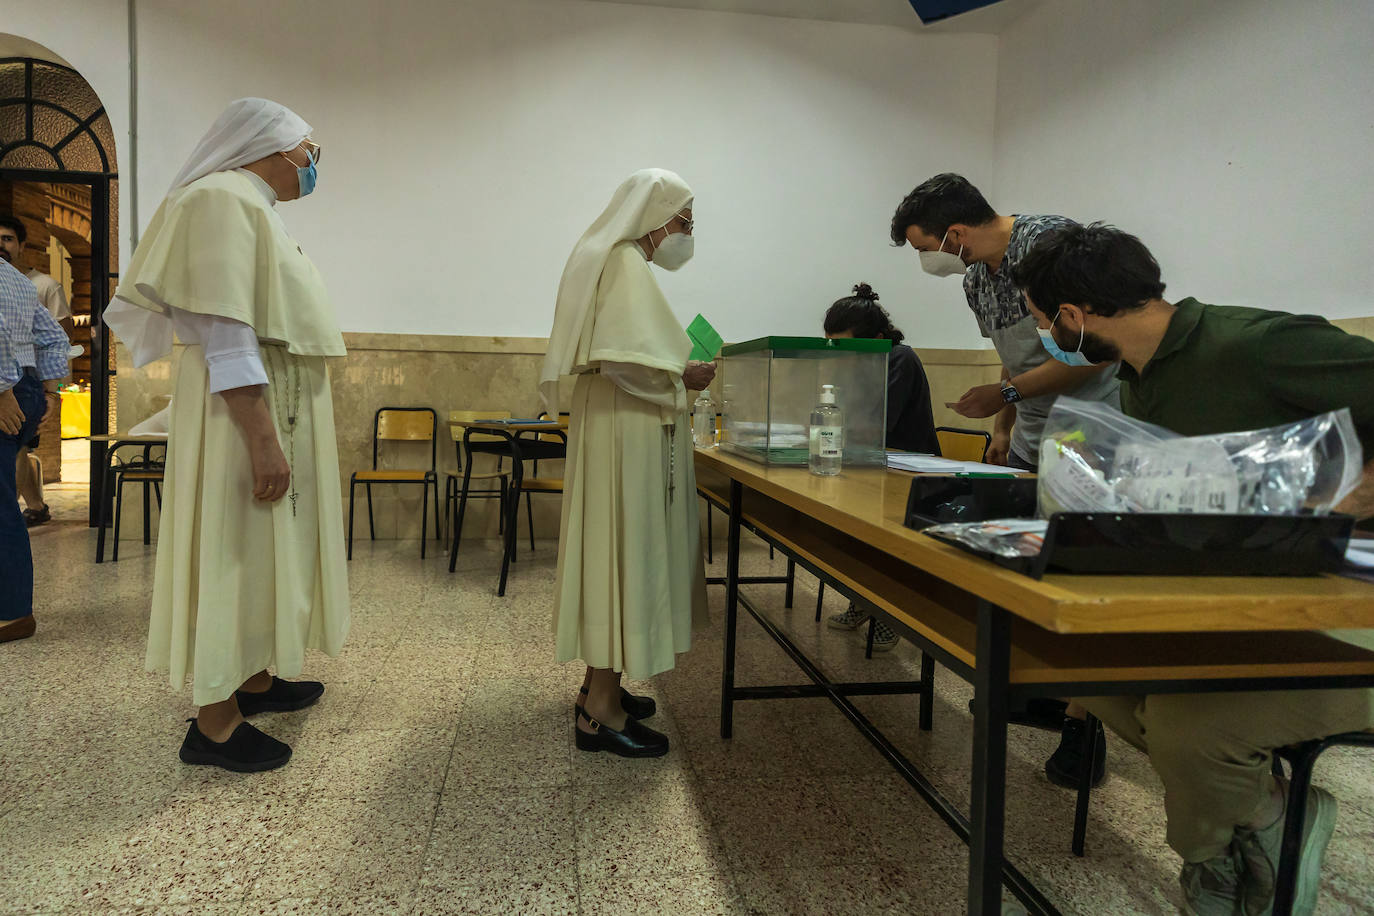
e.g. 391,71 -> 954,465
885,454 -> 1032,475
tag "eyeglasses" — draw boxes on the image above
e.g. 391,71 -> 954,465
673,211 -> 693,234
303,139 -> 322,164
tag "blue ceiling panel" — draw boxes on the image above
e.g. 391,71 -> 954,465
907,0 -> 1003,24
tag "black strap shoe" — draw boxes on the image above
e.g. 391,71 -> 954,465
577,685 -> 656,720
179,718 -> 292,772
574,705 -> 669,758
235,677 -> 325,716
1045,716 -> 1107,789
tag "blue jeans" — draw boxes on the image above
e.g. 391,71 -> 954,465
1,372 -> 45,621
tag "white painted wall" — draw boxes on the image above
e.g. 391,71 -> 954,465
994,0 -> 1374,320
121,0 -> 996,347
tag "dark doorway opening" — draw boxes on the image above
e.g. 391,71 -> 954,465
1,55 -> 120,525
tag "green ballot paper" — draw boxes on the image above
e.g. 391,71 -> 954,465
686,314 -> 722,362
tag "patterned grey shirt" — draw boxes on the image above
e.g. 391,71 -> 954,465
962,214 -> 1075,334
960,214 -> 1120,466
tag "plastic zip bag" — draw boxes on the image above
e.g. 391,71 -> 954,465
1038,398 -> 1363,517
923,519 -> 1049,558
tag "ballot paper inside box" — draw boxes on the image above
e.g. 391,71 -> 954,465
717,336 -> 890,466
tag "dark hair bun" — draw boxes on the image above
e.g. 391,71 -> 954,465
852,282 -> 879,302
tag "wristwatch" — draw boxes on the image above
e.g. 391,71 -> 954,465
1000,384 -> 1023,404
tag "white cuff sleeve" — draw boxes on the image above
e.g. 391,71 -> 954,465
174,310 -> 268,393
206,346 -> 270,393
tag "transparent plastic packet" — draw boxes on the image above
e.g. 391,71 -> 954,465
922,519 -> 1049,558
1037,397 -> 1363,517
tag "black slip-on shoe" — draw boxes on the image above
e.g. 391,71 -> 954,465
235,677 -> 325,716
1045,716 -> 1107,789
577,686 -> 657,721
574,706 -> 669,758
179,719 -> 292,773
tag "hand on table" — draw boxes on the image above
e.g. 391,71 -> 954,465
683,361 -> 716,392
0,388 -> 25,436
945,383 -> 1005,419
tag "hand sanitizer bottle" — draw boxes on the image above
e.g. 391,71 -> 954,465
692,389 -> 716,448
809,385 -> 843,476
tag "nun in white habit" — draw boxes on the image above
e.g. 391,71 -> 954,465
542,168 -> 713,758
105,98 -> 349,772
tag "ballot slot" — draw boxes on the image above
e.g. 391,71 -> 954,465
718,336 -> 889,467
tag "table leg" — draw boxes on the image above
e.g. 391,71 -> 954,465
720,479 -> 743,739
919,653 -> 936,732
448,444 -> 476,573
1072,712 -> 1100,856
497,435 -> 522,597
88,439 -> 107,528
969,598 -> 1012,915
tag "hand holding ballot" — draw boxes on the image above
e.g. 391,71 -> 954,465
683,313 -> 719,391
683,360 -> 716,391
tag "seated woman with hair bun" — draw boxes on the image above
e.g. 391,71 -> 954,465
823,283 -> 939,455
822,282 -> 939,650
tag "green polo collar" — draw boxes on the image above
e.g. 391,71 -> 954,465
1118,298 -> 1203,382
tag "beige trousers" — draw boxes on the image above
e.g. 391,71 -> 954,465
1081,689 -> 1374,862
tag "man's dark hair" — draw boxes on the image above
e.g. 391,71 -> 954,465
889,173 -> 997,246
824,283 -> 905,345
1011,222 -> 1167,318
0,214 -> 26,245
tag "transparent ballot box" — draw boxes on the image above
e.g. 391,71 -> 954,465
718,336 -> 890,467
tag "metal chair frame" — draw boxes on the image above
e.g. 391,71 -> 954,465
348,407 -> 440,559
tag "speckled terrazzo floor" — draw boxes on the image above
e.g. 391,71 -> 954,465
4,519 -> 1373,915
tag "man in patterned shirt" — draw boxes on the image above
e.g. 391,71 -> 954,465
890,173 -> 1120,470
0,257 -> 68,642
889,173 -> 1121,790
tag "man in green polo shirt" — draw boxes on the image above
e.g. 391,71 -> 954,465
1013,222 -> 1374,916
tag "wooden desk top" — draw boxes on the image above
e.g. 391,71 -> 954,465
696,448 -> 1374,637
89,433 -> 167,443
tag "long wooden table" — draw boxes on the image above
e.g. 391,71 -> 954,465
695,448 -> 1374,916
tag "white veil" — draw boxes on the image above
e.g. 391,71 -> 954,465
540,168 -> 693,415
167,97 -> 311,191
106,97 -> 315,365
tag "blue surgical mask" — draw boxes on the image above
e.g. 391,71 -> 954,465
280,146 -> 317,198
296,147 -> 317,198
1038,311 -> 1094,366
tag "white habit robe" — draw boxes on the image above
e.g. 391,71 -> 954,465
552,239 -> 708,679
106,168 -> 349,705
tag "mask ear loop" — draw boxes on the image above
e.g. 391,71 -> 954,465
938,228 -> 964,261
1052,308 -> 1087,354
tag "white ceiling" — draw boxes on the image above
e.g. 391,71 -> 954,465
568,0 -> 1039,33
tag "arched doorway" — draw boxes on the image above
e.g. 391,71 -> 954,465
0,49 -> 118,525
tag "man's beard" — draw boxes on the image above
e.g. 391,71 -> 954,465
1078,330 -> 1121,365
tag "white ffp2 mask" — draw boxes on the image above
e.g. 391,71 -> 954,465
653,232 -> 694,271
918,229 -> 967,277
